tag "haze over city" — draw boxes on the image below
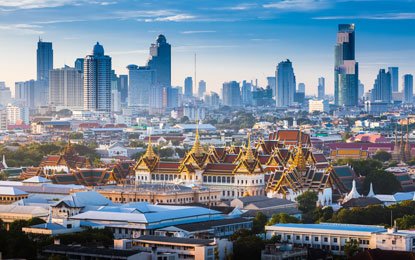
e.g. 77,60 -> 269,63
1,0 -> 415,94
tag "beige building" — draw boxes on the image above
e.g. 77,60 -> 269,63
0,187 -> 28,204
96,184 -> 221,205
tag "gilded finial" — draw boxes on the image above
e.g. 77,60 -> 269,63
144,134 -> 157,160
244,132 -> 255,163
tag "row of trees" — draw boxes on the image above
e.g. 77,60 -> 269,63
0,142 -> 100,168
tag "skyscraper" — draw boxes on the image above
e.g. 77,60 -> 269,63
111,70 -> 121,112
267,76 -> 276,98
318,77 -> 325,99
49,66 -> 83,109
297,83 -> 305,93
166,86 -> 179,109
371,69 -> 392,103
37,39 -> 53,82
37,39 -> 53,106
147,35 -> 171,88
198,80 -> 206,98
334,24 -> 359,106
358,80 -> 365,99
388,67 -> 399,92
75,58 -> 84,73
119,74 -> 128,104
404,74 -> 414,103
276,59 -> 296,107
222,81 -> 241,107
184,77 -> 193,98
127,65 -> 156,107
15,80 -> 35,108
83,42 -> 112,112
241,80 -> 253,106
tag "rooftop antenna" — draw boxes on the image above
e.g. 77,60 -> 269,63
194,53 -> 197,98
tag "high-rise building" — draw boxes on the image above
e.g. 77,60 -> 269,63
358,80 -> 365,99
111,70 -> 121,112
404,74 -> 414,104
276,59 -> 296,107
37,39 -> 53,82
318,77 -> 325,99
198,80 -> 206,98
83,42 -> 112,112
371,69 -> 392,103
388,67 -> 399,92
127,65 -> 156,107
222,81 -> 241,107
184,77 -> 193,98
334,24 -> 359,106
267,77 -> 276,98
0,83 -> 12,107
147,35 -> 171,88
119,75 -> 128,104
241,80 -> 253,106
166,86 -> 179,109
15,80 -> 35,108
205,91 -> 220,108
49,66 -> 83,109
6,104 -> 29,125
37,39 -> 53,107
75,58 -> 84,73
297,83 -> 305,93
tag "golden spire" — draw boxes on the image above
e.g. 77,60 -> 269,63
190,118 -> 205,157
144,135 -> 157,160
244,132 -> 255,163
294,127 -> 307,171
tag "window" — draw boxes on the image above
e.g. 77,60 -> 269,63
287,235 -> 291,240
333,238 -> 338,243
324,237 -> 328,242
296,236 -> 300,240
305,236 -> 309,241
392,240 -> 396,245
314,237 -> 319,242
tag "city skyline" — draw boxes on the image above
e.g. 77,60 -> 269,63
0,0 -> 414,95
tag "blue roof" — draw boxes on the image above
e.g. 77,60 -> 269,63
273,223 -> 386,233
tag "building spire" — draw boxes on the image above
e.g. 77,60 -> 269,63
367,182 -> 375,197
244,132 -> 255,163
294,127 -> 307,171
190,115 -> 205,157
144,134 -> 157,160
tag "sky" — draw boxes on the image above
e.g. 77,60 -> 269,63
0,0 -> 415,96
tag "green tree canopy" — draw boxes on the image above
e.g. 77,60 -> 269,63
372,150 -> 392,162
363,169 -> 401,194
252,212 -> 268,234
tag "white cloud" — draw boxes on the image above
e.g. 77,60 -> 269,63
0,23 -> 44,34
314,13 -> 415,20
263,0 -> 331,11
145,14 -> 196,22
181,30 -> 216,34
0,0 -> 78,9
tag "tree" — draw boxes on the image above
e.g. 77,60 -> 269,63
396,215 -> 415,229
252,212 -> 268,234
296,191 -> 318,223
363,170 -> 401,194
344,239 -> 361,258
267,213 -> 299,226
372,150 -> 392,162
180,116 -> 190,124
231,229 -> 265,260
335,159 -> 382,177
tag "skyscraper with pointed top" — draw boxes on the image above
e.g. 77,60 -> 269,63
147,34 -> 171,88
334,24 -> 359,106
83,42 -> 112,112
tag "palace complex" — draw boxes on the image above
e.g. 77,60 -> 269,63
20,129 -> 358,203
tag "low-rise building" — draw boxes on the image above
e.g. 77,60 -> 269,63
265,223 -> 415,255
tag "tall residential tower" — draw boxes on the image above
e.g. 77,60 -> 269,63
276,59 -> 296,107
334,24 -> 359,106
83,42 -> 112,112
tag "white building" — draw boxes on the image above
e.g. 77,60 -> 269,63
49,66 -> 84,110
265,223 -> 415,255
84,42 -> 112,112
309,99 -> 329,113
6,104 -> 29,125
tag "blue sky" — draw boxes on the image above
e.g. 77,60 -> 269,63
0,0 -> 414,95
